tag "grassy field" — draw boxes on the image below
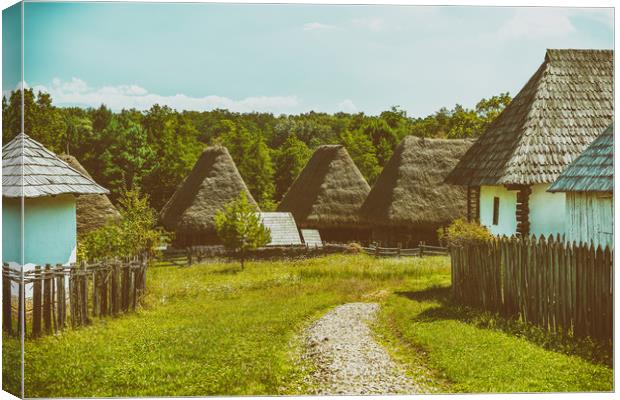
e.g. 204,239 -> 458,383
2,254 -> 613,396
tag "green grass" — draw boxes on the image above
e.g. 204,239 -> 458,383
3,254 -> 613,396
375,282 -> 613,393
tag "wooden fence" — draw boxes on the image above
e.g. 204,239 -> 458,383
363,242 -> 449,258
2,256 -> 148,339
450,235 -> 612,342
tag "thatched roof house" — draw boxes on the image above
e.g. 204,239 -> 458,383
445,49 -> 613,238
277,145 -> 371,242
59,154 -> 121,237
361,136 -> 473,246
549,123 -> 613,248
160,146 -> 258,246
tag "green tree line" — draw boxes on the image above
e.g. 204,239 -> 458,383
2,89 -> 510,211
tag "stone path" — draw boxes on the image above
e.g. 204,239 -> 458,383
302,302 -> 431,395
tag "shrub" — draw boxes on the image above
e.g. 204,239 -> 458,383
79,189 -> 168,261
215,192 -> 271,269
438,218 -> 493,247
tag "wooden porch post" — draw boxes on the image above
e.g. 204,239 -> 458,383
467,185 -> 480,223
511,185 -> 531,237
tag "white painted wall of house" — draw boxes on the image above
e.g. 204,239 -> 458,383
565,192 -> 613,248
480,185 -> 516,236
530,183 -> 565,238
480,183 -> 565,238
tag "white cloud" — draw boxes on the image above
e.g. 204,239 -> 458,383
338,99 -> 357,113
32,78 -> 301,113
497,8 -> 576,40
303,22 -> 335,31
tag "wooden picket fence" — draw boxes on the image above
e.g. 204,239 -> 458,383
450,235 -> 613,343
362,242 -> 449,258
2,256 -> 148,339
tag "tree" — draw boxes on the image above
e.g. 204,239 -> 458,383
218,123 -> 275,208
214,192 -> 271,270
340,129 -> 381,184
273,134 -> 311,201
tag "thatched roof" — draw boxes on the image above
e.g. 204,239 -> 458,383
59,154 -> 121,236
277,145 -> 370,229
160,146 -> 258,235
3,133 -> 108,198
549,123 -> 614,193
361,136 -> 474,227
446,49 -> 613,186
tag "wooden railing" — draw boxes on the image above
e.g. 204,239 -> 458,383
450,235 -> 613,343
362,242 -> 449,258
2,256 -> 148,339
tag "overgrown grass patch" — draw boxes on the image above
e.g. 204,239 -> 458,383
376,280 -> 613,393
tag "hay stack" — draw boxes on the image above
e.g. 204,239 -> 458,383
160,146 -> 258,245
277,145 -> 371,242
58,154 -> 121,237
360,136 -> 473,245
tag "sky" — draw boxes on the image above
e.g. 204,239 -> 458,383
2,2 -> 615,117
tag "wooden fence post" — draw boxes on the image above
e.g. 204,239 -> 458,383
80,261 -> 89,325
2,264 -> 12,335
419,242 -> 424,258
32,266 -> 42,338
43,264 -> 53,334
397,243 -> 401,258
69,265 -> 76,328
374,246 -> 379,258
55,264 -> 65,330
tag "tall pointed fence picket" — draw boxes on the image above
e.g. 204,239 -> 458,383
2,256 -> 148,339
450,235 -> 612,343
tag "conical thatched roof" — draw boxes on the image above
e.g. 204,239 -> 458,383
160,146 -> 258,236
446,49 -> 613,186
277,145 -> 370,229
2,133 -> 108,198
361,136 -> 474,227
59,154 -> 121,236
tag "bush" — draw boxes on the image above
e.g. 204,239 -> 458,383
79,189 -> 168,261
438,218 -> 493,247
215,192 -> 271,269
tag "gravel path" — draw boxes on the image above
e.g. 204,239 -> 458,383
302,302 -> 430,395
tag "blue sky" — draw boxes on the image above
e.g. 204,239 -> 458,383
3,2 -> 614,116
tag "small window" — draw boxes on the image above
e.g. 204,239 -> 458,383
492,197 -> 500,225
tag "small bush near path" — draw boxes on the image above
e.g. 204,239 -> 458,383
5,254 -> 612,397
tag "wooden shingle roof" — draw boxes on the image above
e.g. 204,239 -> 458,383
446,49 -> 613,186
259,212 -> 302,246
2,133 -> 109,198
549,123 -> 613,193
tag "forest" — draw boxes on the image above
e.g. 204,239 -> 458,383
2,89 -> 510,210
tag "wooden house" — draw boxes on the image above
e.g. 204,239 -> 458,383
549,123 -> 613,248
2,133 -> 109,269
258,212 -> 302,246
360,136 -> 473,246
59,154 -> 121,238
446,49 -> 613,237
277,145 -> 371,243
160,146 -> 259,246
